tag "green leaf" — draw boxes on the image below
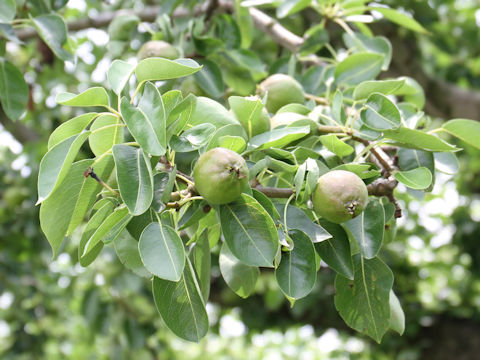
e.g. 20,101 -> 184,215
188,97 -> 239,129
333,163 -> 381,179
274,204 -> 332,243
48,113 -> 98,150
343,33 -> 392,70
218,136 -> 247,153
383,127 -> 457,152
40,160 -> 91,257
113,144 -> 154,216
234,0 -> 254,48
67,156 -> 114,235
389,290 -> 405,335
114,230 -> 150,278
275,230 -> 316,300
228,96 -> 268,139
0,0 -> 16,22
107,60 -> 135,95
83,206 -> 131,254
249,126 -> 310,150
315,220 -> 354,280
135,58 -> 202,82
353,79 -> 405,100
434,152 -> 459,175
78,201 -> 114,266
0,59 -> 29,120
37,132 -> 90,204
251,189 -> 281,221
319,134 -> 354,158
397,148 -> 434,173
89,114 -> 124,156
344,199 -> 384,259
294,163 -> 306,200
170,123 -> 216,152
153,169 -> 177,208
139,219 -> 185,282
360,93 -> 401,131
335,255 -> 394,343
335,52 -> 384,86
442,119 -> 480,150
121,82 -> 166,155
192,231 -> 211,303
392,77 -> 425,109
220,194 -> 279,267
369,6 -> 428,34
0,23 -> 22,43
108,14 -> 139,41
193,59 -> 224,98
394,167 -> 432,190
277,0 -> 311,18
30,14 -> 73,61
56,87 -> 110,108
206,124 -> 248,150
219,242 -> 259,298
152,259 -> 208,342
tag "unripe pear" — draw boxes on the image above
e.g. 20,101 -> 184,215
193,148 -> 248,205
259,74 -> 305,113
138,40 -> 180,60
312,170 -> 368,224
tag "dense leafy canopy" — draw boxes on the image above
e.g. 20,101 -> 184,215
1,0 -> 480,357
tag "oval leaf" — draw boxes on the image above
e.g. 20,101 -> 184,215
220,194 -> 279,267
0,59 -> 29,120
48,113 -> 98,150
114,230 -> 150,278
353,79 -> 405,100
394,167 -> 432,190
319,134 -> 354,158
361,93 -> 401,131
0,0 -> 16,22
274,204 -> 332,243
121,82 -> 166,155
37,132 -> 90,204
389,290 -> 405,335
78,201 -> 114,266
369,6 -> 428,34
135,58 -> 202,82
152,259 -> 208,342
335,52 -> 384,86
82,206 -> 132,259
249,126 -> 310,150
30,14 -> 73,61
108,59 -> 135,95
192,231 -> 211,303
113,144 -> 153,215
219,242 -> 259,298
384,127 -> 457,152
56,87 -> 110,108
344,199 -> 384,259
334,255 -> 394,343
315,220 -> 354,280
275,230 -> 316,300
89,114 -> 124,156
139,220 -> 185,281
442,118 -> 480,150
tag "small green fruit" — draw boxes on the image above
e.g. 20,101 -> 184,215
193,148 -> 248,205
259,74 -> 305,114
312,170 -> 368,224
138,40 -> 180,60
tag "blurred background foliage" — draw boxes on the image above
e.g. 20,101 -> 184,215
1,0 -> 480,359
